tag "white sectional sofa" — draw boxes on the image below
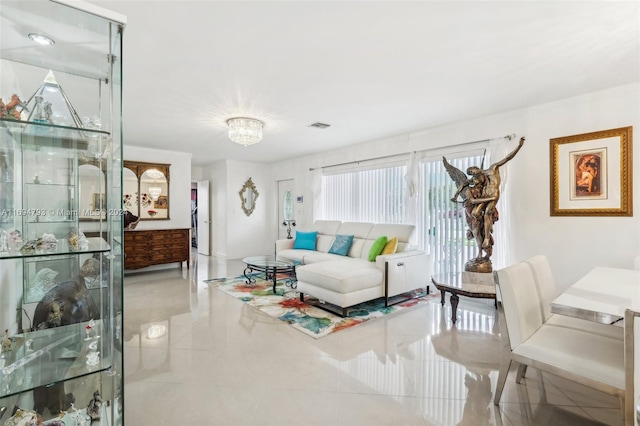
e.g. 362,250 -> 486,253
275,220 -> 431,316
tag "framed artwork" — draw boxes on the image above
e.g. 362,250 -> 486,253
550,126 -> 632,216
92,193 -> 106,211
154,195 -> 168,209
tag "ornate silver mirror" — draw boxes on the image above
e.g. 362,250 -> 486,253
239,177 -> 259,216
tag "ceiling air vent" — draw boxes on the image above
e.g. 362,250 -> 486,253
309,122 -> 330,129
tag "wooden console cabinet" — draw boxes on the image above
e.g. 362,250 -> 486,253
124,228 -> 190,270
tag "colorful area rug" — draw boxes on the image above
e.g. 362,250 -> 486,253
204,273 -> 439,339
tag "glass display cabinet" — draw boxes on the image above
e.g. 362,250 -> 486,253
0,1 -> 124,425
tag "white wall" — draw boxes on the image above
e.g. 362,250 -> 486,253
124,145 -> 192,230
225,160 -> 272,259
200,160 -> 272,259
191,166 -> 204,182
268,83 -> 640,292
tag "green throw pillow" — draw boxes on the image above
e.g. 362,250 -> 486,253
368,236 -> 387,261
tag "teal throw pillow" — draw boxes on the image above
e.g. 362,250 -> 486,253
293,231 -> 318,251
328,234 -> 354,256
368,236 -> 388,261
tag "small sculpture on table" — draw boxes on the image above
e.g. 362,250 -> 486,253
443,137 -> 525,273
282,219 -> 296,239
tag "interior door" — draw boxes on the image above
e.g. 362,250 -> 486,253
277,179 -> 294,240
197,180 -> 210,255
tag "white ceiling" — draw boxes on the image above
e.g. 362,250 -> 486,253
90,1 -> 639,166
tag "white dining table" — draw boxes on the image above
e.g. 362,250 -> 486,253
551,266 -> 640,326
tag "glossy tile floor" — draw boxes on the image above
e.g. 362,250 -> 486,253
123,253 -> 622,425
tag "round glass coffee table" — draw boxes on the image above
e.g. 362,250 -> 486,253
242,256 -> 297,295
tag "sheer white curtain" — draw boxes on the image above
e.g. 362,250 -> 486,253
404,151 -> 419,230
487,136 -> 515,269
311,168 -> 323,221
418,153 -> 484,275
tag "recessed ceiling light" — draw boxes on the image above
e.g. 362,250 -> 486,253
28,33 -> 55,46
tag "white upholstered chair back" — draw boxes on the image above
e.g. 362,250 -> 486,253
494,262 -> 543,350
524,255 -> 557,321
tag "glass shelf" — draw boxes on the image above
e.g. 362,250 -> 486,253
1,119 -> 110,151
0,237 -> 110,260
25,183 -> 75,188
23,219 -> 77,224
0,321 -> 111,400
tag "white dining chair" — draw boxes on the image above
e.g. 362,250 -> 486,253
493,261 -> 626,418
624,308 -> 640,425
525,254 -> 623,340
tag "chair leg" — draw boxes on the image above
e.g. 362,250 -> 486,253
535,369 -> 547,404
494,358 -> 513,405
516,364 -> 527,384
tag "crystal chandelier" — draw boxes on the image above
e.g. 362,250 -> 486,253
148,187 -> 162,201
227,117 -> 263,146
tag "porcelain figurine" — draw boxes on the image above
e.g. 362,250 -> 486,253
39,233 -> 58,251
7,230 -> 22,253
1,329 -> 11,352
0,229 -> 7,252
2,408 -> 40,426
27,267 -> 59,301
0,99 -> 8,119
32,95 -> 52,123
68,403 -> 89,426
86,351 -> 100,366
19,239 -> 38,255
86,390 -> 102,420
66,230 -> 79,250
5,94 -> 25,120
45,302 -> 64,328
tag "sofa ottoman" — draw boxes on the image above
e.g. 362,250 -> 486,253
296,260 -> 384,316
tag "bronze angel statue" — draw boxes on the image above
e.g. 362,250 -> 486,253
443,137 -> 525,273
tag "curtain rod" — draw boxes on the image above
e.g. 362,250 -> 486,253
308,133 -> 515,171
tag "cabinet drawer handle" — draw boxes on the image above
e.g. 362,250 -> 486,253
397,262 -> 404,267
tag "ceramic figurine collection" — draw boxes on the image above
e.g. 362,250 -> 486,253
0,94 -> 27,121
1,3 -> 124,418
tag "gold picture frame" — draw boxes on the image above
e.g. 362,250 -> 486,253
154,195 -> 168,209
550,126 -> 632,216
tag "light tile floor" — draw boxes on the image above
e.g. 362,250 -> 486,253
123,253 -> 622,425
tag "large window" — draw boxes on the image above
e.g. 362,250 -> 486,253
319,165 -> 406,224
318,151 -> 484,275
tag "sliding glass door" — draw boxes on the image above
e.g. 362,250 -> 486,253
318,151 -> 484,275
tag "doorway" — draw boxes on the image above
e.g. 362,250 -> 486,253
191,184 -> 197,248
190,180 -> 211,255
